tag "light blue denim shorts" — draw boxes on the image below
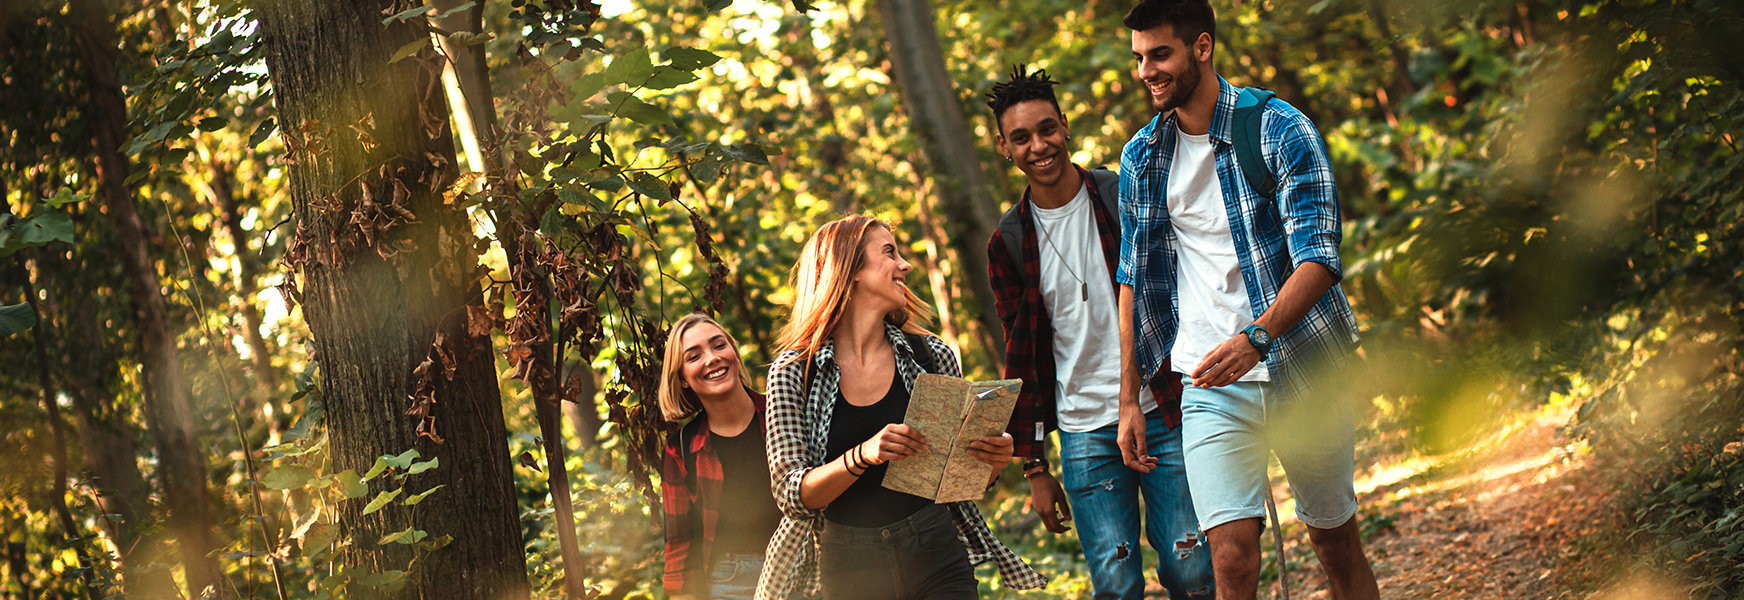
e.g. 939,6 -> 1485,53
1177,375 -> 1358,531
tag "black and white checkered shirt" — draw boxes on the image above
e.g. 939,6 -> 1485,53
754,322 -> 1050,599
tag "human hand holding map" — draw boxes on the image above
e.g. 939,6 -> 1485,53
883,374 -> 1022,503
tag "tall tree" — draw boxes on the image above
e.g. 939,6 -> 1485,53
875,0 -> 1006,364
66,0 -> 222,595
255,1 -> 529,597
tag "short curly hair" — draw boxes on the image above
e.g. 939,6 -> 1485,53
986,64 -> 1061,134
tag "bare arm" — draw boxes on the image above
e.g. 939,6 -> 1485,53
797,424 -> 928,510
1117,283 -> 1156,472
1189,262 -> 1337,387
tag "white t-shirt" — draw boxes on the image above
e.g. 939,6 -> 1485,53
1167,131 -> 1270,382
1033,183 -> 1159,433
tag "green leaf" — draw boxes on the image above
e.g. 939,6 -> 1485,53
197,117 -> 227,132
571,72 -> 607,101
362,488 -> 403,515
11,211 -> 74,250
417,534 -> 454,552
434,0 -> 476,19
261,465 -> 318,490
407,457 -> 439,475
604,48 -> 654,86
142,121 -> 177,145
382,5 -> 433,24
388,38 -> 428,64
644,66 -> 698,90
382,449 -> 420,470
0,303 -> 38,337
702,0 -> 732,12
302,521 -> 338,555
722,143 -> 770,165
123,170 -> 149,186
359,570 -> 407,587
334,469 -> 369,499
248,118 -> 276,148
44,188 -> 85,208
690,155 -> 723,183
402,484 -> 445,506
665,47 -> 721,71
377,527 -> 428,545
625,172 -> 673,202
361,457 -> 390,481
607,92 -> 674,128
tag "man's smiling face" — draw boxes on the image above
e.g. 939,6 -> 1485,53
1131,24 -> 1204,113
997,99 -> 1071,188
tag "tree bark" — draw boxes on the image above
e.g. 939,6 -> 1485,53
874,0 -> 1006,364
67,1 -> 222,595
256,1 -> 529,598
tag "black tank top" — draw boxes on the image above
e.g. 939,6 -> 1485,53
823,369 -> 931,527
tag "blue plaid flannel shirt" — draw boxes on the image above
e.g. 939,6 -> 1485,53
1115,77 -> 1360,406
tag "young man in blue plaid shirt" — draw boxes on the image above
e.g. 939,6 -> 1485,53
1112,1 -> 1379,599
984,66 -> 1214,600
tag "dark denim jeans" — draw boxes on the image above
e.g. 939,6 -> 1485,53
1059,413 -> 1215,600
818,504 -> 977,600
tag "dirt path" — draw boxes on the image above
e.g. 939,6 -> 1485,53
1266,408 -> 1615,600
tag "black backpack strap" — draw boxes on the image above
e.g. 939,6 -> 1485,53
1088,167 -> 1122,238
903,332 -> 939,375
996,200 -> 1025,273
1232,87 -> 1277,200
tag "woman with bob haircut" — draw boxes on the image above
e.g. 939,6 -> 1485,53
659,313 -> 791,600
755,215 -> 1048,600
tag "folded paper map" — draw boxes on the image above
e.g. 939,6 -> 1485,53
883,374 -> 1023,503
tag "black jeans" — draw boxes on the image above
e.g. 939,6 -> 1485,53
818,504 -> 978,600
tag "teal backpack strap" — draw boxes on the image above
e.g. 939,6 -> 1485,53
1232,87 -> 1277,200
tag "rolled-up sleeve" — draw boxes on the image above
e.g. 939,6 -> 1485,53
765,353 -> 823,521
1273,111 -> 1344,281
1116,151 -> 1141,286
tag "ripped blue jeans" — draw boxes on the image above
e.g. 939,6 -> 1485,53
1059,410 -> 1215,600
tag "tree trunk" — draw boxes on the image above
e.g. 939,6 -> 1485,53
42,247 -> 177,599
256,1 -> 529,598
431,6 -> 590,594
67,1 -> 222,595
874,0 -> 1006,364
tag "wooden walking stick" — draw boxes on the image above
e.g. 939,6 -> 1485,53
1265,484 -> 1290,600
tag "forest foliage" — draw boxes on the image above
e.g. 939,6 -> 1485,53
1,0 -> 1741,598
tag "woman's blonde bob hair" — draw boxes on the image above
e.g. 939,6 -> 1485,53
774,215 -> 934,370
657,312 -> 755,422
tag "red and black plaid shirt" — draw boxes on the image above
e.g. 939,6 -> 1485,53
987,164 -> 1182,460
660,390 -> 766,595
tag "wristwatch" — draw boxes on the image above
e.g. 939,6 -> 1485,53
1241,324 -> 1273,355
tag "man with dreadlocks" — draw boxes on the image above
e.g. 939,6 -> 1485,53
985,65 -> 1215,600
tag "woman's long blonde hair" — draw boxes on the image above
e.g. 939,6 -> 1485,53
658,312 -> 755,422
774,215 -> 934,370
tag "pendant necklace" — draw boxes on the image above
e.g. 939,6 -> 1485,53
1035,210 -> 1090,302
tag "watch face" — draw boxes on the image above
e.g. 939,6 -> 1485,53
1250,327 -> 1270,346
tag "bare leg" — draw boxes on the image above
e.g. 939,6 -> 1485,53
1205,517 -> 1263,600
1305,516 -> 1379,600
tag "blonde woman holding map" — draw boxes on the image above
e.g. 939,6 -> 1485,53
755,215 -> 1047,600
